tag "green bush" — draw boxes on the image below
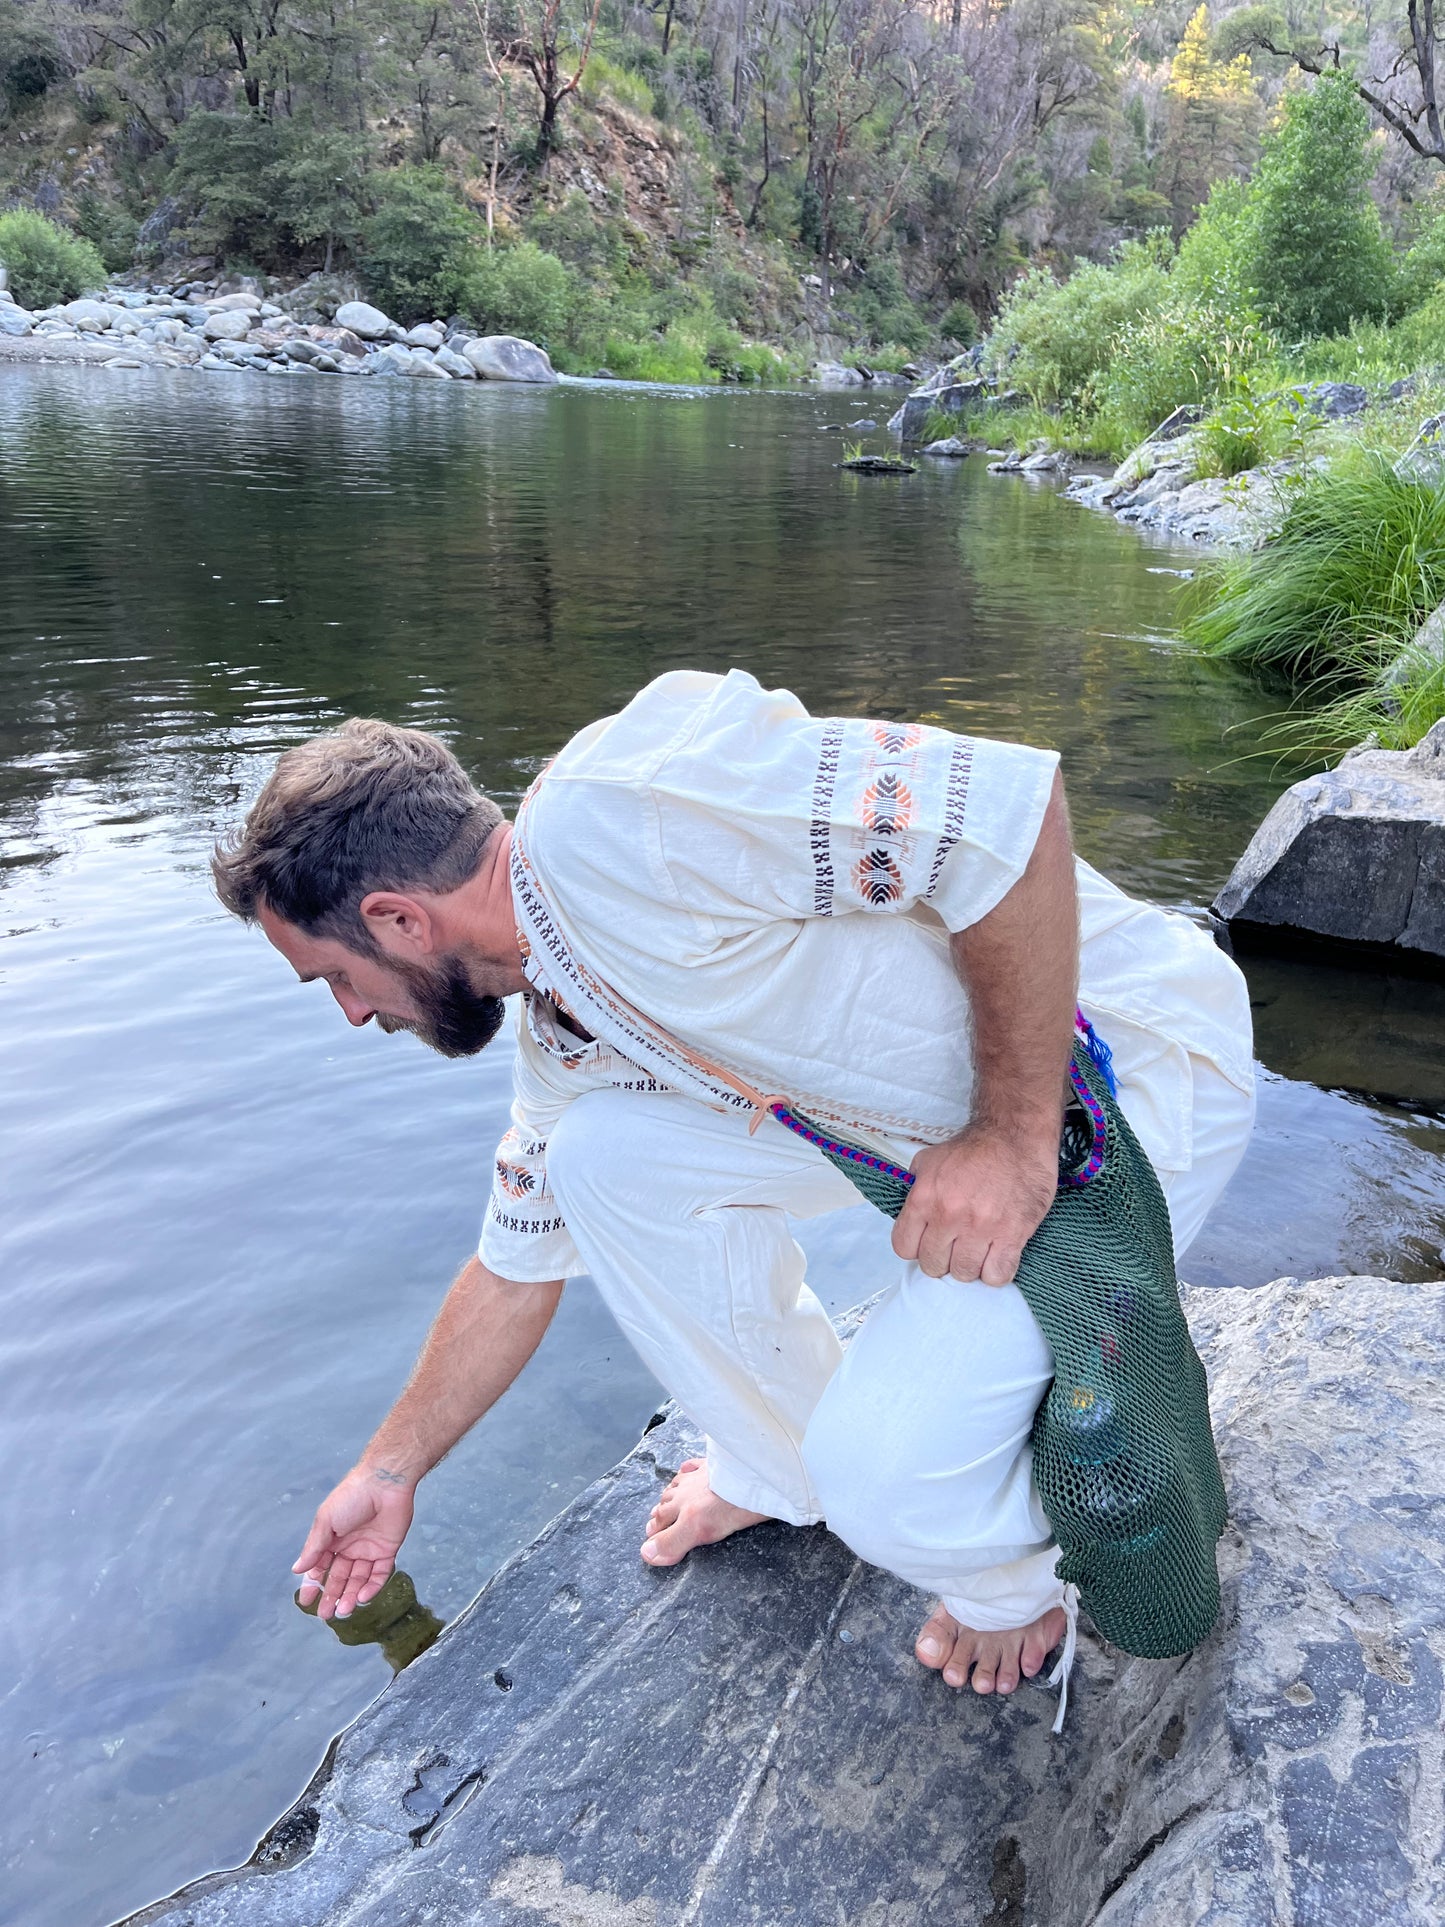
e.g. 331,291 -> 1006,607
578,51 -> 655,119
173,111 -> 371,269
459,240 -> 582,351
1243,72 -> 1395,340
1172,177 -> 1258,322
1398,193 -> 1445,311
358,166 -> 481,322
986,235 -> 1175,406
73,191 -> 138,274
846,257 -> 929,352
1089,299 -> 1278,451
1183,457 -> 1445,679
940,297 -> 979,347
1191,379 -> 1318,479
0,208 -> 104,307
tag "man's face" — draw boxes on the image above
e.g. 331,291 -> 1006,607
259,906 -> 506,1058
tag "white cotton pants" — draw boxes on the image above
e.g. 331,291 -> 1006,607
544,1056 -> 1254,1632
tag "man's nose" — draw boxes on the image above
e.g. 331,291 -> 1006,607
330,984 -> 376,1026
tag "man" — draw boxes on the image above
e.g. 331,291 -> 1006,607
215,669 -> 1254,1710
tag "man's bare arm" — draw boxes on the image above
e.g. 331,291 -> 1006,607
294,1257 -> 564,1619
892,769 -> 1079,1285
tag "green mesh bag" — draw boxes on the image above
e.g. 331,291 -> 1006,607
768,1027 -> 1227,1660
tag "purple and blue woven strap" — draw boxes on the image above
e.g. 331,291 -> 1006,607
768,1009 -> 1112,1192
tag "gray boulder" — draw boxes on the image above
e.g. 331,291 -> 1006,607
1297,379 -> 1369,420
1147,403 -> 1204,441
405,322 -> 445,350
202,310 -> 252,342
811,359 -> 866,386
0,305 -> 33,337
59,298 -> 116,328
1214,722 -> 1445,958
889,377 -> 991,443
922,436 -> 973,456
333,301 -> 395,341
117,1274 -> 1445,1927
1396,412 -> 1445,484
462,334 -> 557,383
433,344 -> 476,380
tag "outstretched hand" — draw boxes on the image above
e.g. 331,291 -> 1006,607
293,1466 -> 417,1620
893,1123 -> 1059,1286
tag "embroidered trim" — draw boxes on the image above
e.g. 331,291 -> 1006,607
923,737 -> 975,899
488,1207 -> 569,1236
809,720 -> 845,915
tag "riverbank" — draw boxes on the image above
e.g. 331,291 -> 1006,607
118,1272 -> 1445,1927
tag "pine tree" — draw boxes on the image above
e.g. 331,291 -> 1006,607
1156,5 -> 1261,235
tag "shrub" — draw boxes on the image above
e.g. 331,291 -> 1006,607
578,51 -> 655,119
1398,192 -> 1445,311
1089,298 -> 1278,451
1172,176 -> 1258,322
846,257 -> 929,352
73,191 -> 139,274
0,208 -> 104,307
1242,73 -> 1395,339
459,240 -> 581,351
1191,378 -> 1318,479
940,297 -> 979,347
358,166 -> 481,322
172,111 -> 371,270
986,235 -> 1175,406
1183,457 -> 1445,679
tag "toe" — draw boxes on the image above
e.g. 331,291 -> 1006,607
942,1626 -> 979,1689
995,1640 -> 1021,1696
915,1603 -> 957,1672
1020,1610 -> 1059,1680
970,1634 -> 1003,1695
640,1517 -> 697,1567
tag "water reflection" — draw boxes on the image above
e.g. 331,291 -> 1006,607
296,1571 -> 445,1673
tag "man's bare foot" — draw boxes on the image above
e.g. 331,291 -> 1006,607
914,1601 -> 1068,1696
641,1458 -> 770,1567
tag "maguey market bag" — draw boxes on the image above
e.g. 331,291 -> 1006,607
759,1016 -> 1229,1666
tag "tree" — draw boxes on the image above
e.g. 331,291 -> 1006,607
1242,72 -> 1396,337
1155,5 -> 1260,233
488,0 -> 602,164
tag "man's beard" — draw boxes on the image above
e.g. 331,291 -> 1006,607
375,954 -> 507,1058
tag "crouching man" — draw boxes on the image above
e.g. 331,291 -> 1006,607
213,669 -> 1254,1710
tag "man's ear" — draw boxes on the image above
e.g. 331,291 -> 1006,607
358,892 -> 435,959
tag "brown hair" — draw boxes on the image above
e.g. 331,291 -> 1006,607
212,719 -> 504,952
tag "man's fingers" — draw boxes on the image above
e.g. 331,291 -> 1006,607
317,1555 -> 355,1620
890,1201 -> 924,1263
336,1559 -> 378,1618
354,1558 -> 394,1609
292,1518 -> 336,1575
977,1239 -> 1024,1288
914,1224 -> 956,1279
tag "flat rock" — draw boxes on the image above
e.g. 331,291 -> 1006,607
1215,721 -> 1445,960
59,297 -> 118,327
1297,380 -> 1369,420
119,1274 -> 1445,1927
405,323 -> 445,350
922,436 -> 973,456
461,334 -> 557,383
333,301 -> 395,341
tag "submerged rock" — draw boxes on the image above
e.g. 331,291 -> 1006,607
118,1273 -> 1445,1927
1215,723 -> 1445,962
461,334 -> 557,383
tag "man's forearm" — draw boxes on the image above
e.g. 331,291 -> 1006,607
358,1257 -> 564,1486
949,768 -> 1079,1141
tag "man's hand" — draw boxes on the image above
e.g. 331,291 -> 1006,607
893,1123 -> 1059,1286
293,1466 -> 417,1620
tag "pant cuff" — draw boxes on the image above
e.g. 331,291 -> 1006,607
941,1546 -> 1065,1631
705,1438 -> 822,1528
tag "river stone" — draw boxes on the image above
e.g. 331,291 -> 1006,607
1396,412 -> 1445,483
0,306 -> 33,336
117,1274 -> 1444,1927
59,298 -> 116,327
461,334 -> 557,383
207,292 -> 263,313
922,436 -> 972,456
1297,379 -> 1369,420
202,311 -> 252,342
334,301 -> 394,340
405,322 -> 445,349
1215,723 -> 1445,959
1147,403 -> 1205,441
433,344 -> 476,380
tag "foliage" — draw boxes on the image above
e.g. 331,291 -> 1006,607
72,191 -> 139,274
1182,458 -> 1445,680
1190,378 -> 1318,479
1089,300 -> 1279,451
1156,5 -> 1260,234
1242,74 -> 1395,340
359,166 -> 481,322
1398,192 -> 1445,311
459,237 -> 579,346
940,297 -> 979,347
0,207 -> 104,305
1171,177 -> 1258,323
172,112 -> 372,269
986,235 -> 1175,407
842,256 -> 929,353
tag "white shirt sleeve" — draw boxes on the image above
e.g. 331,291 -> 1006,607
477,1005 -> 589,1284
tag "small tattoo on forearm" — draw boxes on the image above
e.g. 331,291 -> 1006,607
371,1467 -> 409,1486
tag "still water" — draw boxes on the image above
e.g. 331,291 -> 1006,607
5,370 -> 1445,1927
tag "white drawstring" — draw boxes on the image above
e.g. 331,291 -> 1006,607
1047,1584 -> 1081,1734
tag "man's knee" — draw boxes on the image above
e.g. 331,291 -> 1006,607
544,1089 -> 639,1213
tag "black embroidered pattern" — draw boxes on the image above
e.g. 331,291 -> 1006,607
923,737 -> 974,899
488,1207 -> 568,1236
809,721 -> 845,915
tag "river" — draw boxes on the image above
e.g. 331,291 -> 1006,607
5,369 -> 1445,1927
